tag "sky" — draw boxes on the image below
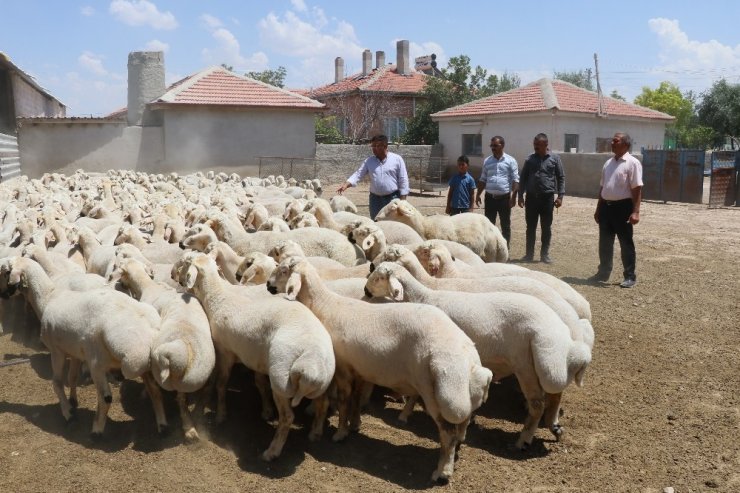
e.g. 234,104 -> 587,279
2,0 -> 739,117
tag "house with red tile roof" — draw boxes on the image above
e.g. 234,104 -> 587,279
306,40 -> 430,143
17,52 -> 325,178
431,78 -> 674,171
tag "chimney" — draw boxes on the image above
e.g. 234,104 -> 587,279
334,57 -> 344,83
396,40 -> 410,75
362,49 -> 372,76
376,50 -> 385,69
127,51 -> 165,127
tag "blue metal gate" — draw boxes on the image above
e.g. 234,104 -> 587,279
640,149 -> 705,203
708,151 -> 739,208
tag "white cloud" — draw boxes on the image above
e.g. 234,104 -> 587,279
109,0 -> 177,30
54,71 -> 128,116
81,6 -> 94,16
201,27 -> 269,72
144,39 -> 169,53
200,13 -> 222,29
648,18 -> 740,84
291,0 -> 308,12
78,52 -> 108,76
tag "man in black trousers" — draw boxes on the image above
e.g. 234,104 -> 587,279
591,132 -> 643,288
517,133 -> 565,263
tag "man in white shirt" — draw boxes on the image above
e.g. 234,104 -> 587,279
591,132 -> 643,288
475,136 -> 519,249
337,134 -> 410,220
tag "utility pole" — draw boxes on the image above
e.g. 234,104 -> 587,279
594,53 -> 604,116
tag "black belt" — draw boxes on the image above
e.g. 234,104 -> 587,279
604,198 -> 632,205
486,192 -> 510,198
370,191 -> 399,198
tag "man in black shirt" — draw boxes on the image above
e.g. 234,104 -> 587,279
517,133 -> 565,263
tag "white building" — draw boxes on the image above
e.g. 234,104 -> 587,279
17,52 -> 325,179
431,78 -> 674,171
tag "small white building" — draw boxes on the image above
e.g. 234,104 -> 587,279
17,52 -> 325,178
431,78 -> 674,171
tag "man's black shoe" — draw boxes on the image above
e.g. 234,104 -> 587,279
520,255 -> 534,262
588,273 -> 610,283
541,255 -> 553,264
620,279 -> 637,288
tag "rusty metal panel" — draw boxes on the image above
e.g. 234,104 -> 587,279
709,151 -> 738,208
662,151 -> 682,202
681,150 -> 705,204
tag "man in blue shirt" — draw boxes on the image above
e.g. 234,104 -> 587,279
337,134 -> 410,220
517,133 -> 565,264
475,136 -> 519,248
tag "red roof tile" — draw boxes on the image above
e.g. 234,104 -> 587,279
153,67 -> 324,110
308,65 -> 428,98
432,79 -> 674,121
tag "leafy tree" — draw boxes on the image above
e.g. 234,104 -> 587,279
315,115 -> 345,144
221,63 -> 234,72
609,89 -> 626,101
246,66 -> 287,88
554,69 -> 593,90
402,56 -> 520,144
697,79 -> 740,148
634,81 -> 716,149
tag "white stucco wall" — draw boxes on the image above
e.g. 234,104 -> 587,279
437,112 -> 666,176
160,107 -> 317,176
17,107 -> 318,178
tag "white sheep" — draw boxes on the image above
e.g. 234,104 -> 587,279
258,217 -> 290,232
373,244 -> 591,342
0,256 -> 167,439
266,256 -> 492,483
329,195 -> 358,213
365,262 -> 592,449
415,241 -> 593,323
375,199 -> 508,262
172,252 -> 335,460
267,240 -> 369,280
114,257 -> 216,441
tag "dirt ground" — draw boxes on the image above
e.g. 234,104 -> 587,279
1,178 -> 738,492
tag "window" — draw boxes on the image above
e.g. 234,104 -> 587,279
383,117 -> 406,142
462,134 -> 482,156
564,134 -> 579,152
596,137 -> 612,152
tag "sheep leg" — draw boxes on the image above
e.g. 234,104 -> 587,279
177,392 -> 199,442
49,350 -> 74,422
398,395 -> 418,423
261,393 -> 294,461
192,371 -> 216,418
543,392 -> 563,441
431,418 -> 458,485
308,392 -> 329,442
331,370 -> 353,442
214,350 -> 236,425
89,362 -> 112,439
348,379 -> 371,432
254,372 -> 276,421
142,372 -> 169,436
515,377 -> 547,450
66,358 -> 82,411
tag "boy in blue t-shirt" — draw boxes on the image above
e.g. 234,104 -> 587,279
446,155 -> 477,215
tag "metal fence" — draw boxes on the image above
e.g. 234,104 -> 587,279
640,148 -> 705,203
708,151 -> 739,208
0,132 -> 21,182
256,154 -> 448,195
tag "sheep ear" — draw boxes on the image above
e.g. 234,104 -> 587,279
185,265 -> 198,289
362,234 -> 376,252
389,275 -> 404,301
398,203 -> 414,217
8,267 -> 23,287
284,272 -> 301,301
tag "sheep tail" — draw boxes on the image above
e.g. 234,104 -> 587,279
430,353 -> 490,424
288,354 -> 333,407
569,341 -> 592,388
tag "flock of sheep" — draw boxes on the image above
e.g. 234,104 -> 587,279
0,169 -> 593,484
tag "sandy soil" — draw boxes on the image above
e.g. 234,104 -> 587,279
1,179 -> 738,492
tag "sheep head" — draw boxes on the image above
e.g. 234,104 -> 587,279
364,262 -> 405,301
266,256 -> 307,301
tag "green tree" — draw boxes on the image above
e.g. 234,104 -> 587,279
221,63 -> 234,72
634,81 -> 716,149
402,56 -> 520,144
609,89 -> 626,101
554,69 -> 593,90
315,115 -> 345,144
697,79 -> 740,148
246,66 -> 287,88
